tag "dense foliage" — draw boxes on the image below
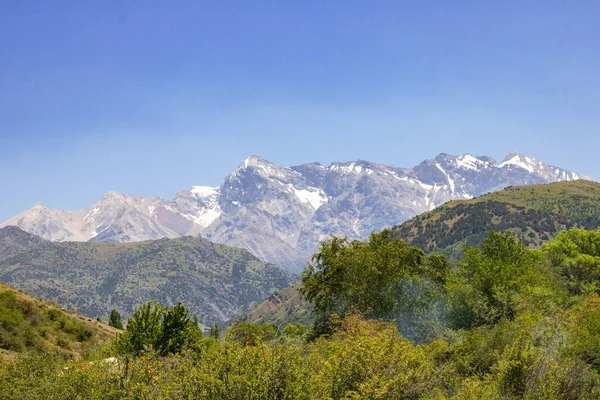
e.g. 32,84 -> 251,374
4,227 -> 600,398
301,229 -> 448,340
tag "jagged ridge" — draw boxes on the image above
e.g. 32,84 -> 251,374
1,152 -> 587,272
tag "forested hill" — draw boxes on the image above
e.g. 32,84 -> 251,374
393,180 -> 600,255
0,227 -> 295,326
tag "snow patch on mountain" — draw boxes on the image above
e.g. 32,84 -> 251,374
292,187 -> 328,210
191,186 -> 219,198
455,154 -> 486,170
184,208 -> 221,228
500,154 -> 535,173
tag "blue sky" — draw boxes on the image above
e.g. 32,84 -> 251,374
1,1 -> 599,221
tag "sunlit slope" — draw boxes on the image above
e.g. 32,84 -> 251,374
394,180 -> 600,254
0,283 -> 117,360
236,284 -> 311,327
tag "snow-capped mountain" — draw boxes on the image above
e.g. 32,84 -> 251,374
1,151 -> 587,272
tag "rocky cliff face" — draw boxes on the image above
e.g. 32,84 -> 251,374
1,152 -> 586,272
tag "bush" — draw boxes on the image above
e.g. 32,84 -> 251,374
227,323 -> 277,346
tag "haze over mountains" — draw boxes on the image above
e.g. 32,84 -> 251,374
1,151 -> 586,272
0,226 -> 294,325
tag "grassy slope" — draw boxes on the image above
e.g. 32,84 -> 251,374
0,283 -> 117,361
394,180 -> 600,255
0,230 -> 295,326
236,284 -> 311,327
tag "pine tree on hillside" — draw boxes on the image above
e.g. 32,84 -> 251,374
109,309 -> 123,330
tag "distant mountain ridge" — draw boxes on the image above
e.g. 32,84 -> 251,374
1,151 -> 587,272
0,226 -> 294,326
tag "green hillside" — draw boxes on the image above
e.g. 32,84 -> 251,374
236,284 -> 312,327
394,180 -> 600,255
0,227 -> 295,327
0,282 -> 116,360
240,180 -> 600,328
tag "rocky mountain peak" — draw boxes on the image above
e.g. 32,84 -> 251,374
497,152 -> 574,180
328,160 -> 375,174
231,155 -> 299,183
238,155 -> 268,170
431,153 -> 491,170
190,186 -> 219,199
102,190 -> 122,199
1,152 -> 589,272
501,150 -> 524,162
453,154 -> 492,170
500,151 -> 538,170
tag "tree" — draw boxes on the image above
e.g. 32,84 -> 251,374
108,309 -> 123,330
544,228 -> 600,295
117,301 -> 201,356
160,303 -> 200,355
300,229 -> 448,337
209,322 -> 220,340
449,231 -> 557,329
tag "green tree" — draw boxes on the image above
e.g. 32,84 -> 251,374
544,228 -> 600,295
209,321 -> 220,340
449,231 -> 559,329
117,301 -> 200,356
108,309 -> 123,330
301,229 -> 448,337
159,303 -> 200,355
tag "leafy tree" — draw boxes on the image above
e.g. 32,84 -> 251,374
544,228 -> 600,295
117,301 -> 201,356
449,231 -> 559,329
567,294 -> 600,371
282,323 -> 305,338
108,309 -> 123,329
301,229 -> 448,337
209,321 -> 220,339
160,303 -> 200,355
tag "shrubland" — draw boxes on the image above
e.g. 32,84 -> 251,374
3,228 -> 600,399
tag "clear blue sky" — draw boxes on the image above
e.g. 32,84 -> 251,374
1,1 -> 599,221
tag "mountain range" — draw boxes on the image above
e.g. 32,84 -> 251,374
1,151 -> 586,272
0,226 -> 294,326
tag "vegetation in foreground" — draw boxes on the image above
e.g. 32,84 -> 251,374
3,227 -> 600,398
